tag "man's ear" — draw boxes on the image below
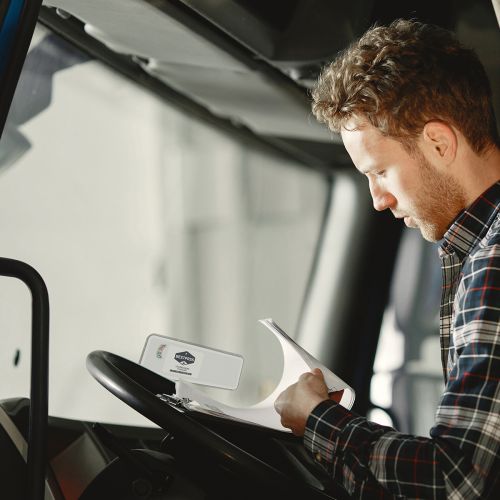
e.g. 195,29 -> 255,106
421,121 -> 457,165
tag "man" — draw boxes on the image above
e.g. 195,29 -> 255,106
274,19 -> 500,499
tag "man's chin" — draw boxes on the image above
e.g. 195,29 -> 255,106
404,216 -> 417,228
402,216 -> 445,242
418,222 -> 445,242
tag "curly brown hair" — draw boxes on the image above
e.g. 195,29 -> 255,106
312,19 -> 499,154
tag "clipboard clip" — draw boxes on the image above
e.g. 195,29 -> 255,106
157,393 -> 192,408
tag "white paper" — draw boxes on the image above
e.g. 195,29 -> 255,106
175,318 -> 355,432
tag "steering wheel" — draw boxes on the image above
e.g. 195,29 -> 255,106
86,350 -> 349,499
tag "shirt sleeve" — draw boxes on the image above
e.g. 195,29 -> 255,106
303,247 -> 500,499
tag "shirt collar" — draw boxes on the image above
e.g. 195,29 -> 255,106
440,181 -> 500,260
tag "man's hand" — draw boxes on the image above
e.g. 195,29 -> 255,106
274,368 -> 342,436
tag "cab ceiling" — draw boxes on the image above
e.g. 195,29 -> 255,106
42,0 -> 339,146
40,0 -> 500,168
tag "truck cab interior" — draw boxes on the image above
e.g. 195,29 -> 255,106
0,1 -> 499,499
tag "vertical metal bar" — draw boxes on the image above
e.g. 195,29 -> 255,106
0,257 -> 49,500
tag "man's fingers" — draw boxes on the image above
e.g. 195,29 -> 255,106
274,395 -> 283,414
299,368 -> 324,383
311,368 -> 326,382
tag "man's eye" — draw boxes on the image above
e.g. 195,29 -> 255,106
375,170 -> 386,177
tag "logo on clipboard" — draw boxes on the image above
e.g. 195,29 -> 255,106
174,351 -> 195,365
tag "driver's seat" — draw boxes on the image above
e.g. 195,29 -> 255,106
0,398 -> 63,500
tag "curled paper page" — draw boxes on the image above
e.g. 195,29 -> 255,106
175,318 -> 355,432
255,319 -> 355,410
176,379 -> 286,430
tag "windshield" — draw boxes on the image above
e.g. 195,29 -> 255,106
0,25 -> 330,426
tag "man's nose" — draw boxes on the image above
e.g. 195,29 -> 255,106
369,182 -> 395,212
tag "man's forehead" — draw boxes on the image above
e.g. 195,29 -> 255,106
341,120 -> 380,145
340,121 -> 407,174
341,122 -> 380,163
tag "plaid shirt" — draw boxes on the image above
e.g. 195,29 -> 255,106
304,181 -> 500,499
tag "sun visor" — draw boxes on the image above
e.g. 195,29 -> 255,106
142,59 -> 335,142
44,0 -> 340,143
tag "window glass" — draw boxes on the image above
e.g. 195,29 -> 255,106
0,26 -> 330,425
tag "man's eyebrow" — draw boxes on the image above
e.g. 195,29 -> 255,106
359,164 -> 377,175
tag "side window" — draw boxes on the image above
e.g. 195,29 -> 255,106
0,25 -> 330,424
369,228 -> 443,434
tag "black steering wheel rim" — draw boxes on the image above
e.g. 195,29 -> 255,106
86,350 -> 292,484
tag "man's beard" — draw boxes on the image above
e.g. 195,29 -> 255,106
409,153 -> 466,242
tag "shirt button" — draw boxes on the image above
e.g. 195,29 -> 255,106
315,452 -> 322,462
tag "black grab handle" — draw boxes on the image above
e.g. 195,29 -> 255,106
0,257 -> 49,500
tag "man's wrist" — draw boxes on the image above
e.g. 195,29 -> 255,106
305,399 -> 339,431
304,396 -> 330,421
303,399 -> 344,464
